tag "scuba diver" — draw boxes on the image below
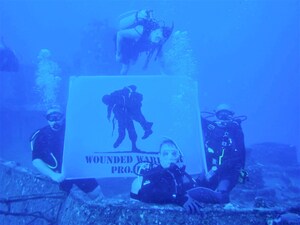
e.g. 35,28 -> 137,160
115,9 -> 174,75
30,106 -> 102,198
130,138 -> 201,213
0,37 -> 19,72
193,104 -> 248,204
129,106 -> 248,211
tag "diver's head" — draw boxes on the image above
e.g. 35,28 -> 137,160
150,28 -> 164,44
46,106 -> 64,131
149,24 -> 173,45
159,138 -> 183,168
215,104 -> 234,120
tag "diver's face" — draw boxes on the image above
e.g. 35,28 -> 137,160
150,29 -> 164,44
159,144 -> 181,168
47,113 -> 64,131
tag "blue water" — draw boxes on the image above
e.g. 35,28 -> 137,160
0,0 -> 299,167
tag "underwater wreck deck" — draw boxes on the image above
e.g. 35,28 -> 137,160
1,143 -> 300,224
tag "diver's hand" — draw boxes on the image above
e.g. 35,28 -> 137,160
183,195 -> 202,214
138,10 -> 152,21
205,168 -> 217,181
50,172 -> 65,183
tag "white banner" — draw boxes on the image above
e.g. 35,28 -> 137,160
62,76 -> 206,178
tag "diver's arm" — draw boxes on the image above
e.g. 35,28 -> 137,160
130,177 -> 143,195
235,128 -> 246,168
205,166 -> 217,181
32,159 -> 65,183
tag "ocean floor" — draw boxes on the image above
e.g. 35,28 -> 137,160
0,142 -> 300,224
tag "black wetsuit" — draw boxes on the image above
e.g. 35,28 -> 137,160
131,164 -> 196,205
194,118 -> 246,203
31,125 -> 98,193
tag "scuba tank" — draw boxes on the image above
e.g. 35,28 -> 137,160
118,10 -> 154,30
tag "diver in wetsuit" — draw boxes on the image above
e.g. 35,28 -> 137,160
192,104 -> 247,204
130,138 -> 202,213
115,10 -> 173,75
30,106 -> 101,198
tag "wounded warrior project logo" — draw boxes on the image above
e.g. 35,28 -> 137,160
102,85 -> 153,152
95,85 -> 158,176
85,153 -> 160,175
63,76 -> 204,178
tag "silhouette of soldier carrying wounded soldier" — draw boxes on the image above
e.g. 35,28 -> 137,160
102,85 -> 153,152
